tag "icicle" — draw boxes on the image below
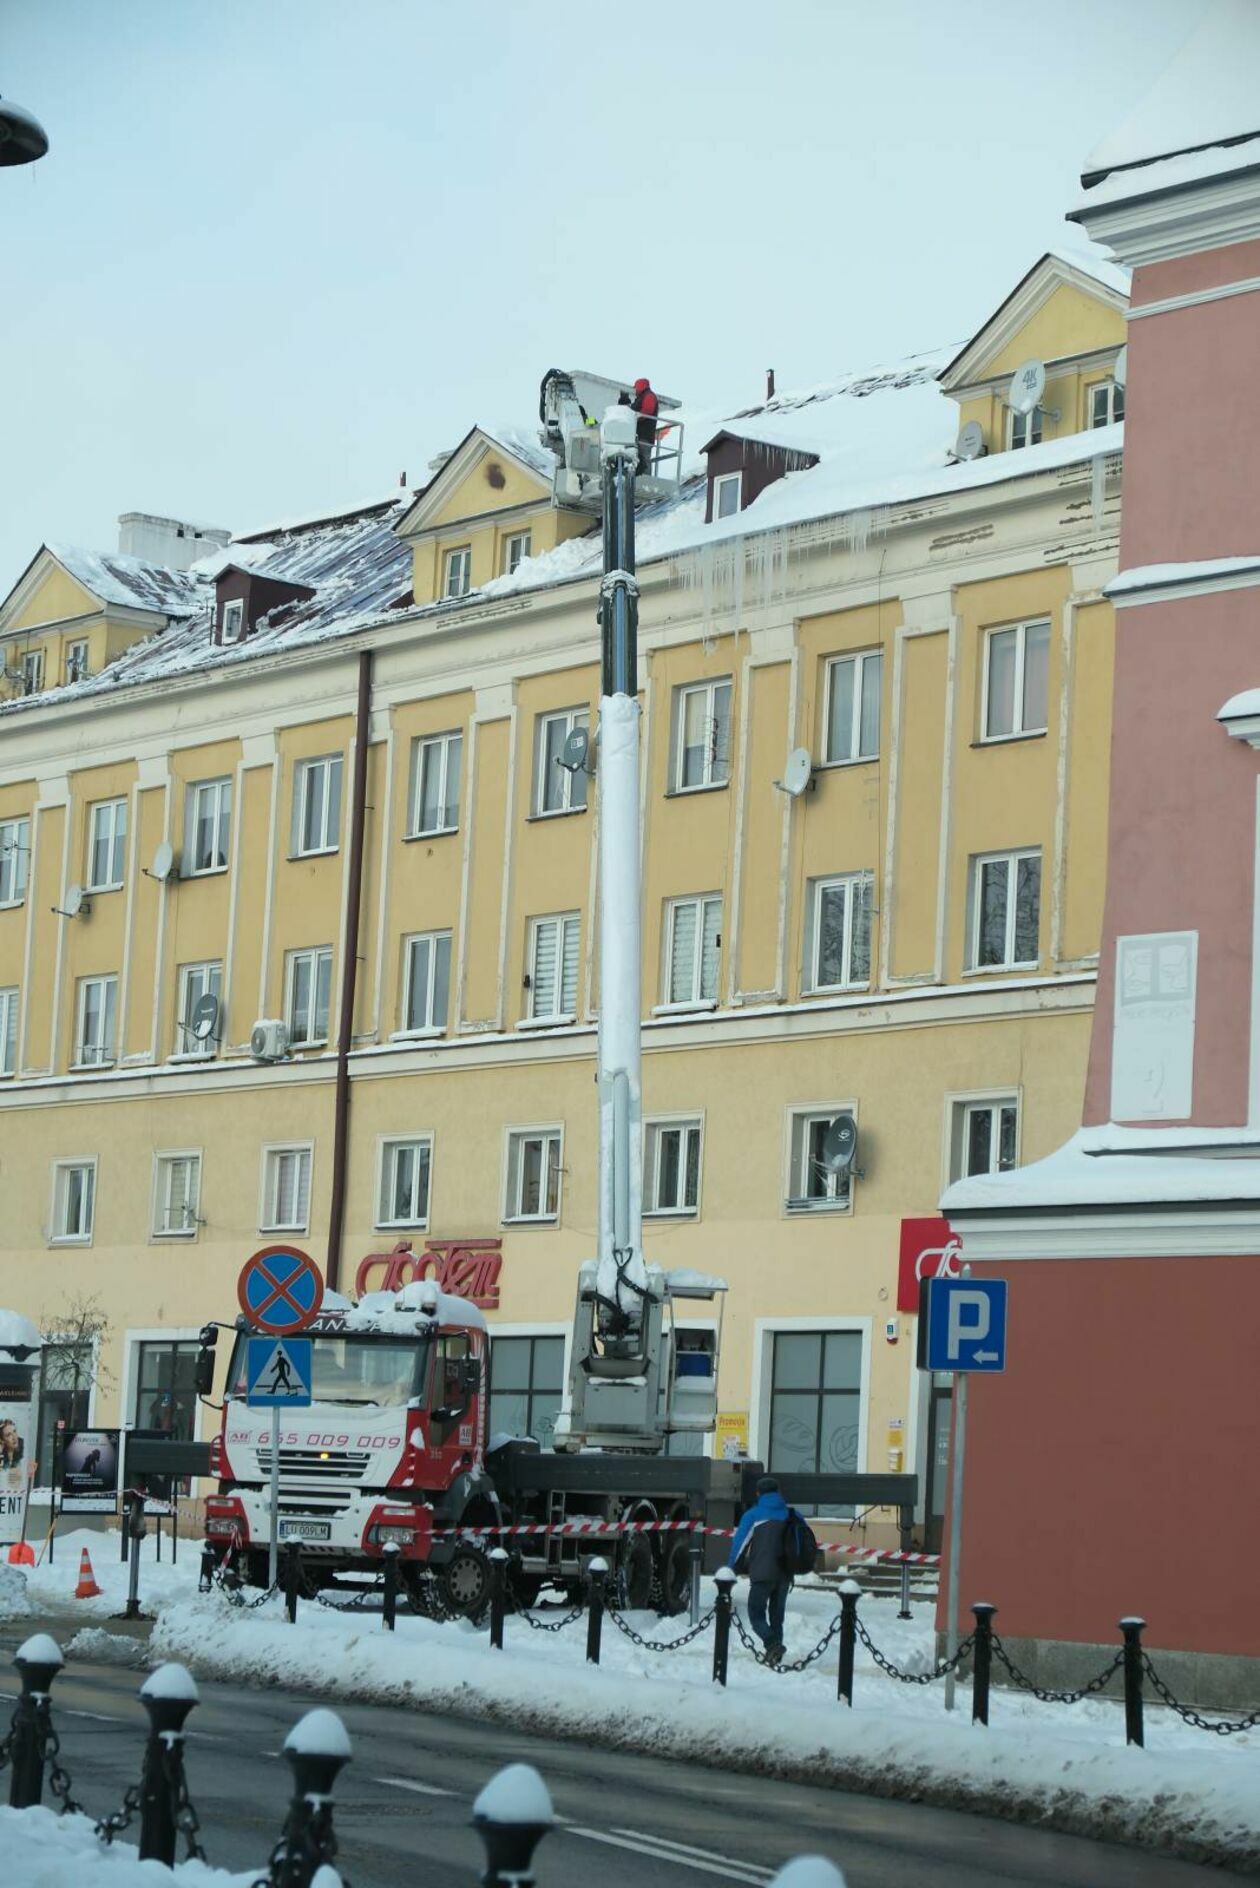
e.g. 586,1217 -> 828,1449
1090,452 -> 1105,529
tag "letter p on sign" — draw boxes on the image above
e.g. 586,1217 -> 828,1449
947,1289 -> 990,1358
924,1277 -> 1007,1373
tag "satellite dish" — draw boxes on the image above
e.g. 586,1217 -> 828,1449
62,884 -> 90,920
821,1112 -> 858,1176
150,841 -> 178,883
1009,359 -> 1045,417
955,421 -> 987,462
1113,344 -> 1128,391
191,993 -> 221,1043
782,748 -> 814,797
560,726 -> 591,775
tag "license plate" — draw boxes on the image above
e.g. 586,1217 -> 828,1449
279,1520 -> 331,1541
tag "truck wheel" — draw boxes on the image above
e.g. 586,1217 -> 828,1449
654,1534 -> 692,1616
618,1532 -> 654,1610
441,1544 -> 491,1620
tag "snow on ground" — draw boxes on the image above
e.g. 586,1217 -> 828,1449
0,1805 -> 257,1887
151,1580 -> 1260,1869
0,1525 -> 202,1621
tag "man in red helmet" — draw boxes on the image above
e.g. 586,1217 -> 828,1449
630,376 -> 660,475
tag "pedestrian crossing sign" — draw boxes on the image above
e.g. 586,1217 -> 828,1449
245,1335 -> 313,1408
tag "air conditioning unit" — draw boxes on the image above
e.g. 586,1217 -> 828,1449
250,1018 -> 289,1062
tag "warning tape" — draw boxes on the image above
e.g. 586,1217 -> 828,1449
427,1518 -> 940,1564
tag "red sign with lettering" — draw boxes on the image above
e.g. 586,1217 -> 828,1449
897,1216 -> 963,1314
354,1239 -> 502,1310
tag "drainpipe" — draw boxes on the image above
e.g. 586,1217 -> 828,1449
326,649 -> 372,1292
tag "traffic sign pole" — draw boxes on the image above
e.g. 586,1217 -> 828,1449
268,1405 -> 280,1591
943,1364 -> 968,1713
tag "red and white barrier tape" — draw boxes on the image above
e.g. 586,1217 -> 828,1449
428,1519 -> 940,1564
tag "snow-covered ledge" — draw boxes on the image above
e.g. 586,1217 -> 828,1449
1108,555 -> 1260,609
1219,683 -> 1260,748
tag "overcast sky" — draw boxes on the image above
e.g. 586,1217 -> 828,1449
1,0 -> 1205,594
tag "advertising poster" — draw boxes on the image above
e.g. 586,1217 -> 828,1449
61,1427 -> 121,1513
0,1383 -> 35,1546
714,1410 -> 749,1461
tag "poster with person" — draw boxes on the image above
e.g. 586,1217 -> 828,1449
60,1427 -> 121,1513
0,1386 -> 35,1546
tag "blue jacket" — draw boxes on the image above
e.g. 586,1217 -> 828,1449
728,1489 -> 790,1582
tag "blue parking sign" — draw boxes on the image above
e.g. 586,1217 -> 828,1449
924,1277 -> 1007,1373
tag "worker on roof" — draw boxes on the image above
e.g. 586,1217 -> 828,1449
630,377 -> 659,476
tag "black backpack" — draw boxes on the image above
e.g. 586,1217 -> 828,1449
780,1507 -> 818,1577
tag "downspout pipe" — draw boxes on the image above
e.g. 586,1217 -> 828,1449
326,649 -> 372,1292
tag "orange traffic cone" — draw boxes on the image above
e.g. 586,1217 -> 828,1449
74,1546 -> 102,1599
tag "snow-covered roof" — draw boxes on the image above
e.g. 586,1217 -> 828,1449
44,542 -> 208,617
943,1123 -> 1260,1215
1081,0 -> 1260,189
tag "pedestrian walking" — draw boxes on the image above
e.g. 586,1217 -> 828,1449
728,1474 -> 791,1664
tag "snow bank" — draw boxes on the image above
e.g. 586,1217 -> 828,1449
12,1524 -> 201,1622
0,1561 -> 33,1618
0,1805 -> 256,1887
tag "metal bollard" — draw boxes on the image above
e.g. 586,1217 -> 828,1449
381,1543 -> 400,1633
712,1566 -> 736,1687
285,1541 -> 302,1625
138,1663 -> 199,1864
473,1762 -> 555,1888
199,1542 -> 215,1594
585,1556 -> 608,1665
9,1634 -> 64,1809
971,1603 -> 997,1726
488,1547 -> 509,1650
1120,1616 -> 1146,1748
836,1579 -> 862,1706
269,1708 -> 352,1888
688,1533 -> 704,1627
122,1491 -> 147,1621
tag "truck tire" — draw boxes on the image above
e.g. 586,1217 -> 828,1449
440,1543 -> 491,1621
654,1534 -> 692,1616
618,1532 -> 654,1611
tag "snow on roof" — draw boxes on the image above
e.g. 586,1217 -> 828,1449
480,424 -> 556,482
943,1124 -> 1260,1215
1041,241 -> 1131,299
234,493 -> 408,543
1081,0 -> 1260,188
1073,133 -> 1260,213
45,542 -> 208,617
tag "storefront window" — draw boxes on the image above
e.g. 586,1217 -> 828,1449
768,1330 -> 863,1515
488,1335 -> 564,1449
131,1341 -> 199,1441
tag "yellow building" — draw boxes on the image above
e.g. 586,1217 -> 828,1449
0,251 -> 1127,1546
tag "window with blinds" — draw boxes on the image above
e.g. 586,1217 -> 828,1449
153,1152 -> 201,1238
527,914 -> 580,1022
261,1145 -> 312,1232
665,896 -> 721,1006
0,987 -> 16,1076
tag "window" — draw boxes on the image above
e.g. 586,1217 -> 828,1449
65,640 -> 89,683
806,874 -> 873,992
1008,407 -> 1043,450
983,619 -> 1049,740
51,1160 -> 96,1243
377,1137 -> 432,1228
185,778 -> 231,874
292,754 -> 343,856
644,1118 -> 702,1216
176,961 -> 222,1056
261,1145 -> 312,1232
787,1108 -> 854,1212
713,472 -> 742,519
444,546 -> 472,599
285,947 -> 332,1046
1089,379 -> 1124,428
502,530 -> 532,575
950,1097 -> 1019,1182
409,731 -> 462,836
86,798 -> 127,890
75,975 -> 117,1067
969,850 -> 1041,969
504,1129 -> 561,1222
0,987 -> 16,1076
534,708 -> 589,816
131,1340 -> 199,1441
673,678 -> 732,791
664,895 -> 721,1007
0,816 -> 29,906
221,599 -> 245,643
768,1330 -> 863,1490
402,931 -> 451,1034
527,914 -> 579,1022
34,1342 -> 93,1489
824,650 -> 882,765
488,1334 -> 565,1448
22,649 -> 44,694
153,1152 -> 202,1237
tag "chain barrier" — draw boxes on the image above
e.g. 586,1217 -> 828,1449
95,1782 -> 143,1845
252,1825 -> 350,1888
856,1617 -> 976,1685
0,1712 -> 14,1775
1141,1654 -> 1260,1736
607,1606 -> 716,1653
990,1635 -> 1123,1705
731,1607 -> 843,1673
312,1573 -> 385,1613
39,1713 -> 82,1817
161,1741 -> 210,1864
222,1577 -> 282,1611
518,1603 -> 584,1634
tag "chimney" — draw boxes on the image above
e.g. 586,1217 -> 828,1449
118,512 -> 231,572
766,368 -> 776,402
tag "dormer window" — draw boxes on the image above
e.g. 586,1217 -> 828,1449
1089,379 -> 1124,428
65,640 -> 89,683
1008,407 -> 1043,451
21,650 -> 43,695
713,472 -> 742,520
444,546 -> 472,599
221,599 -> 244,643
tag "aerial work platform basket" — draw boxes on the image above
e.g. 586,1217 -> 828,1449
539,368 -> 683,512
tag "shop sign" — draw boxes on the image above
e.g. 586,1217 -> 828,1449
355,1238 -> 502,1309
897,1216 -> 962,1314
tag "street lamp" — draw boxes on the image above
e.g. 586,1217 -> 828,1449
0,96 -> 49,167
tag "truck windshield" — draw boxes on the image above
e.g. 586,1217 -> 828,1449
227,1335 -> 424,1408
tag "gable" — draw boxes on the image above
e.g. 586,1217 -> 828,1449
940,254 -> 1129,394
397,429 -> 552,540
982,281 -> 1126,381
0,552 -> 99,634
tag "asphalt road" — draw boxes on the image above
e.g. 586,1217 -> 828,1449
1,1645 -> 1249,1888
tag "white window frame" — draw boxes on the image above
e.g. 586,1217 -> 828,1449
400,930 -> 451,1036
967,848 -> 1042,971
86,798 -> 127,891
643,1114 -> 704,1218
444,546 -> 472,599
185,777 -> 232,875
408,730 -> 462,837
661,894 -> 721,1010
1007,405 -> 1043,450
784,1103 -> 857,1215
259,1143 -> 313,1234
822,649 -> 882,765
503,1126 -> 563,1225
65,639 -> 89,683
672,678 -> 733,793
534,708 -> 589,817
1089,379 -> 1124,428
74,974 -> 118,1067
152,1150 -> 202,1240
525,913 -> 580,1025
50,1158 -> 97,1246
22,649 -> 44,694
284,946 -> 333,1047
175,961 -> 222,1058
0,815 -> 30,907
502,530 -> 532,575
221,599 -> 245,643
944,1090 -> 1021,1189
291,754 -> 343,857
376,1135 -> 433,1230
805,873 -> 874,993
713,472 -> 742,519
980,618 -> 1050,742
0,986 -> 17,1077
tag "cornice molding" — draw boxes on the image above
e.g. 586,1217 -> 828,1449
943,1201 -> 1260,1261
1070,165 -> 1260,268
